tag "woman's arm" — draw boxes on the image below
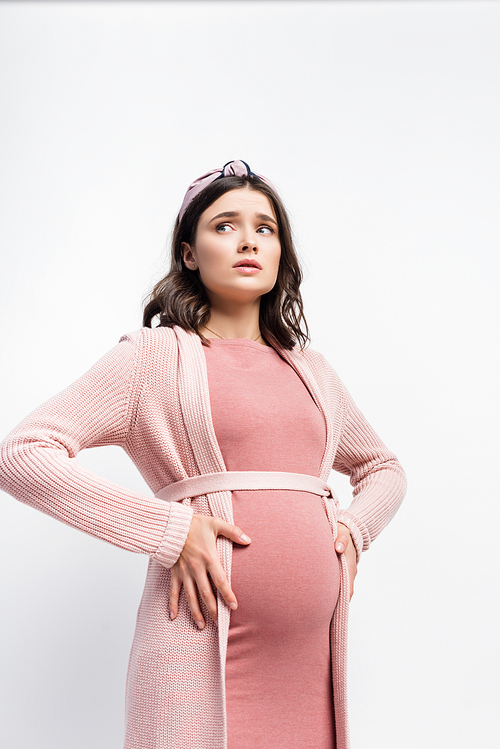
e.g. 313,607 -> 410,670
333,385 -> 407,564
0,334 -> 193,567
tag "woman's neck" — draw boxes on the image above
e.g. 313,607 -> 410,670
200,303 -> 263,343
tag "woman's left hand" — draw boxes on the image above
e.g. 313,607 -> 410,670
335,523 -> 357,600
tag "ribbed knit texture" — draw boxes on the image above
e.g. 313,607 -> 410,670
0,326 -> 406,749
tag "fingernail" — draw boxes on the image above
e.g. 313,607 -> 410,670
240,534 -> 251,543
229,602 -> 237,610
196,621 -> 204,630
336,542 -> 345,552
169,610 -> 176,620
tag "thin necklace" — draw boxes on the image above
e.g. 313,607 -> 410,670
204,325 -> 263,343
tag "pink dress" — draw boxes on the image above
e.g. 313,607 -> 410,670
204,338 -> 340,749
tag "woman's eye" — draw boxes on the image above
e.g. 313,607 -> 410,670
257,226 -> 274,235
216,223 -> 232,233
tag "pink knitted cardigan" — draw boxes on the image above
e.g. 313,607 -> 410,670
0,326 -> 406,749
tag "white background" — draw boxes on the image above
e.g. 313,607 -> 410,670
0,1 -> 498,747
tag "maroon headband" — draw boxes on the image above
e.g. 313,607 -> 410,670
178,160 -> 277,221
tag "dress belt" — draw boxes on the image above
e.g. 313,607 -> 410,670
155,471 -> 335,504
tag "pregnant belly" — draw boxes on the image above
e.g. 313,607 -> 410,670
225,490 -> 340,749
228,489 -> 340,636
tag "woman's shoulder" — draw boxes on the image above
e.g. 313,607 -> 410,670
119,325 -> 178,346
289,343 -> 334,374
116,326 -> 202,379
118,325 -> 194,354
287,344 -> 346,394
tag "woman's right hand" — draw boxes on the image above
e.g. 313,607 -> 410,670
169,513 -> 251,629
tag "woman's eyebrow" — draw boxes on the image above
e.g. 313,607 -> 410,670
209,211 -> 277,226
256,212 -> 278,226
210,211 -> 239,222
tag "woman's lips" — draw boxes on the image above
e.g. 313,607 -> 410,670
233,259 -> 262,273
233,266 -> 261,274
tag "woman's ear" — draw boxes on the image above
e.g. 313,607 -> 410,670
181,242 -> 197,270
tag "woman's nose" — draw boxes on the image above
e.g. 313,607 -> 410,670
238,233 -> 259,253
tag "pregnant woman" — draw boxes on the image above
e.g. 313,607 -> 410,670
0,160 -> 406,749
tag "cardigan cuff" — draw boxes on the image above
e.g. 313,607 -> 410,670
153,501 -> 194,569
336,511 -> 370,564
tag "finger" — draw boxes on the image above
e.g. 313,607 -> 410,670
193,569 -> 219,624
345,548 -> 357,601
215,519 -> 251,545
182,573 -> 206,630
349,568 -> 356,600
169,568 -> 182,620
335,525 -> 351,553
207,559 -> 238,612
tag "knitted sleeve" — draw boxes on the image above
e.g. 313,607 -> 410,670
334,385 -> 407,563
0,334 -> 193,568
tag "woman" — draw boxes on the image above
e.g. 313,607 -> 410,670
0,160 -> 406,749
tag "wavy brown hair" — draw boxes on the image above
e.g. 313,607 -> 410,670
143,174 -> 309,350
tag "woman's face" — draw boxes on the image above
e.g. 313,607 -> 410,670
182,187 -> 281,308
